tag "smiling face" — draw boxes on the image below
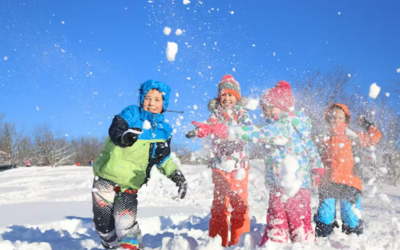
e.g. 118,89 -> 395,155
326,107 -> 347,124
143,89 -> 163,114
219,93 -> 238,109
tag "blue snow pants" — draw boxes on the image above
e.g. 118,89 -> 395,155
314,182 -> 363,237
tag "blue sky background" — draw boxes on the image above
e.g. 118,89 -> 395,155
0,0 -> 399,147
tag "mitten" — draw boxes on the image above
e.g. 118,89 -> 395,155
192,121 -> 212,138
357,115 -> 374,130
121,128 -> 143,147
311,168 -> 326,187
211,123 -> 228,139
169,170 -> 187,199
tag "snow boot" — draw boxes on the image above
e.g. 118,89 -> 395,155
342,219 -> 364,235
314,215 -> 339,237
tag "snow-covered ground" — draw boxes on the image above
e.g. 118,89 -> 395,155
1,161 -> 400,250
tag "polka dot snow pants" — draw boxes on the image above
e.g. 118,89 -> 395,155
92,177 -> 143,250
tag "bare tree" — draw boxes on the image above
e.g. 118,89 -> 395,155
0,122 -> 31,166
70,136 -> 104,165
33,124 -> 74,166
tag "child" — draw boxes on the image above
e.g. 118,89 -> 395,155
314,103 -> 382,237
186,75 -> 253,247
92,80 -> 187,250
228,81 -> 324,245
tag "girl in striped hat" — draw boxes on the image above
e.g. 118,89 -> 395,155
186,75 -> 253,247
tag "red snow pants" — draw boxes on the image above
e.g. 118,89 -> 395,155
260,187 -> 315,246
209,168 -> 250,247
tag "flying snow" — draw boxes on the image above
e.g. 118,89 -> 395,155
244,98 -> 259,110
397,68 -> 400,73
3,56 -> 8,60
166,42 -> 178,61
163,27 -> 172,35
369,83 -> 381,99
193,105 -> 198,110
183,0 -> 190,5
175,29 -> 183,36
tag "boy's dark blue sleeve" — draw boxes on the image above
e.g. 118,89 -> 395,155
109,115 -> 129,147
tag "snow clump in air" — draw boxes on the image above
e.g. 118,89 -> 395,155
244,98 -> 259,110
369,83 -> 381,99
183,0 -> 190,5
163,27 -> 172,35
397,68 -> 400,73
193,105 -> 198,110
175,29 -> 183,36
166,42 -> 178,61
143,120 -> 152,129
279,155 -> 302,202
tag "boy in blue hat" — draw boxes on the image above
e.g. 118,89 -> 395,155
92,80 -> 187,249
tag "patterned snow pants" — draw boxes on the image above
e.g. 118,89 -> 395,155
260,187 -> 315,246
92,177 -> 143,250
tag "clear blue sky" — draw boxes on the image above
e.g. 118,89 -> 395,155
1,0 -> 399,146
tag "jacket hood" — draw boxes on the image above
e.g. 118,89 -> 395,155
324,103 -> 351,122
207,97 -> 250,111
139,80 -> 171,112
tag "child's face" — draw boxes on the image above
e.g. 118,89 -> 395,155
262,106 -> 283,119
220,93 -> 238,109
143,89 -> 163,114
327,108 -> 346,124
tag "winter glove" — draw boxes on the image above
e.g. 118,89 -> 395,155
121,128 -> 143,147
192,121 -> 212,138
357,115 -> 374,130
185,129 -> 198,139
169,169 -> 187,199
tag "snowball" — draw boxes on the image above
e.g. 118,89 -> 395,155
338,12 -> 341,15
230,11 -> 234,14
354,157 -> 360,163
244,99 -> 259,110
193,105 -> 198,110
386,93 -> 390,97
279,155 -> 302,202
4,56 -> 8,60
235,168 -> 246,180
219,160 -> 236,172
183,0 -> 190,5
379,167 -> 388,174
369,83 -> 381,99
368,177 -> 376,185
163,27 -> 172,35
175,29 -> 183,36
176,92 -> 179,97
378,194 -> 391,203
397,68 -> 400,73
348,74 -> 351,77
166,42 -> 178,61
143,120 -> 152,129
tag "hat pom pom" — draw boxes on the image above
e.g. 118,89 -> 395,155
222,75 -> 235,82
276,80 -> 291,90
